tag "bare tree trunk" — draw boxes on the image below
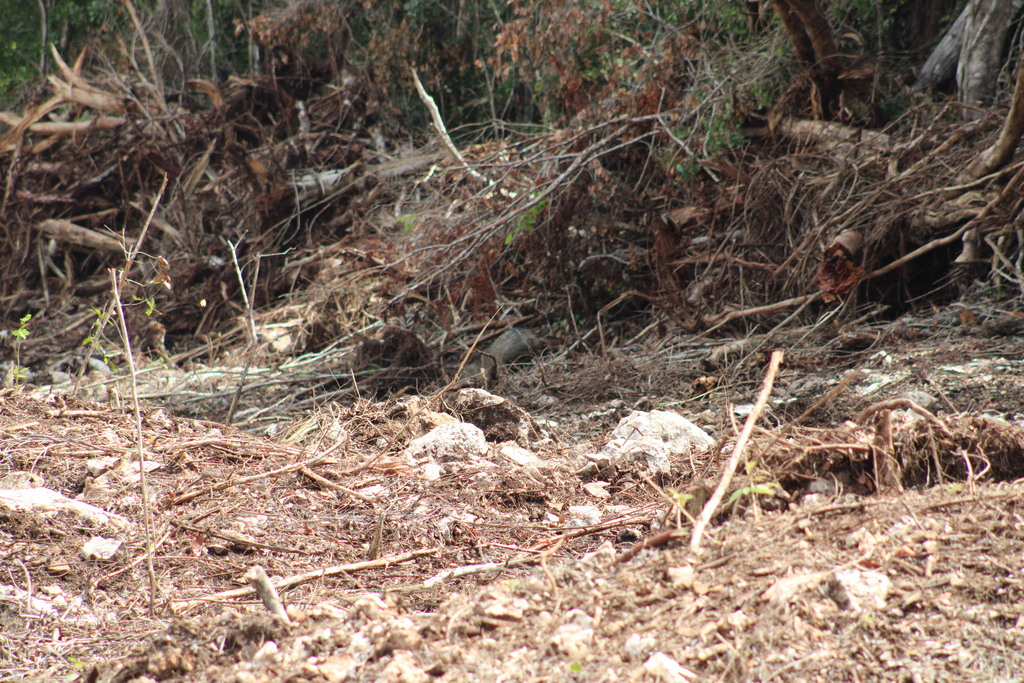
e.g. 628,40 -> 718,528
914,0 -> 1023,94
768,0 -> 815,64
36,0 -> 48,73
966,58 -> 1024,178
958,0 -> 1015,120
779,0 -> 837,65
912,3 -> 970,93
205,0 -> 217,82
769,0 -> 843,120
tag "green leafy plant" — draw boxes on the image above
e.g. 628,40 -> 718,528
505,197 -> 549,245
660,487 -> 696,528
726,481 -> 779,505
131,295 -> 158,317
81,305 -> 119,371
727,461 -> 781,506
8,313 -> 31,383
395,214 -> 420,232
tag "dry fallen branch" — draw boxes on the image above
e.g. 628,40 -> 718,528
46,75 -> 125,113
34,219 -> 125,254
168,447 -> 336,505
755,117 -> 892,153
169,547 -> 440,613
703,293 -> 822,328
396,558 -> 534,593
0,95 -> 63,152
411,68 -> 494,189
0,113 -> 125,135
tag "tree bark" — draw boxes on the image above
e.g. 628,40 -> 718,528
966,58 -> 1024,178
769,0 -> 843,120
912,3 -> 970,93
914,0 -> 1023,94
958,0 -> 1015,120
769,0 -> 837,66
780,0 -> 837,65
768,0 -> 815,64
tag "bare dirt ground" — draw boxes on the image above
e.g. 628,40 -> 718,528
4,301 -> 1024,683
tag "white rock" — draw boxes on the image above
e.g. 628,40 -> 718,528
895,390 -> 938,411
85,457 -> 119,477
87,357 -> 112,375
579,542 -> 616,567
420,463 -> 442,480
81,536 -> 123,561
403,422 -> 488,465
550,622 -> 594,658
667,565 -> 695,588
120,459 -> 163,483
566,505 -> 602,527
251,640 -> 279,665
829,568 -> 891,611
0,487 -> 129,529
596,410 -> 714,475
395,396 -> 457,434
48,370 -> 72,385
380,650 -> 429,683
0,584 -> 55,617
622,632 -> 656,661
0,471 -> 44,489
317,654 -> 358,682
643,651 -> 698,681
733,403 -> 756,417
498,443 -> 537,466
450,388 -> 540,446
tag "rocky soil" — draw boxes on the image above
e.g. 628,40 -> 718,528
4,302 -> 1024,682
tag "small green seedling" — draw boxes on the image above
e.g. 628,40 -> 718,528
727,459 -> 781,505
12,314 -> 31,342
726,482 -> 779,505
9,313 -> 31,383
505,196 -> 549,245
81,305 -> 119,371
661,488 -> 695,528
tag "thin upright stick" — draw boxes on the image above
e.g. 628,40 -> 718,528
111,272 -> 160,613
690,349 -> 784,553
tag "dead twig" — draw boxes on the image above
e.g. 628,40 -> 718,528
169,547 -> 440,613
857,398 -> 955,438
411,68 -> 496,190
690,349 -> 784,553
612,528 -> 685,565
168,443 -> 341,505
108,175 -> 167,615
245,565 -> 291,624
225,240 -> 260,425
702,293 -> 823,329
528,512 -> 650,551
111,272 -> 161,615
298,466 -> 377,503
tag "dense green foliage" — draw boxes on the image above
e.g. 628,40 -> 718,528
0,0 -> 127,103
